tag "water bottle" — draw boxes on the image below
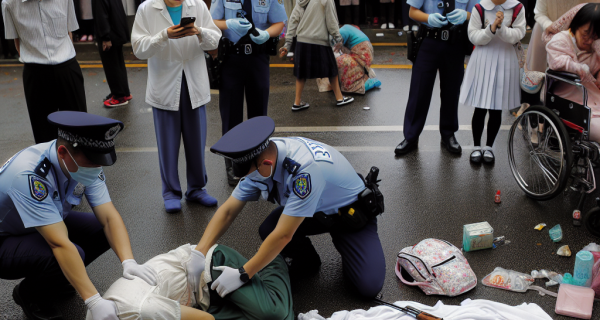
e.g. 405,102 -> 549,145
574,250 -> 594,287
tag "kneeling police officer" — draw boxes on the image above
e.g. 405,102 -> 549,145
185,116 -> 386,299
0,111 -> 156,320
210,0 -> 287,186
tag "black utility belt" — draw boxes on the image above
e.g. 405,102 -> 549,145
420,26 -> 457,42
221,37 -> 279,56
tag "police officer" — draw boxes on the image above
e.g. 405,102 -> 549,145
184,117 -> 386,299
394,0 -> 479,155
210,0 -> 287,186
0,111 -> 157,320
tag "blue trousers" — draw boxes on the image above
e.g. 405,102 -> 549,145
0,211 -> 109,300
403,38 -> 465,142
259,206 -> 386,298
153,73 -> 208,201
219,54 -> 269,135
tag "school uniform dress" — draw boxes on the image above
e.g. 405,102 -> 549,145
460,0 -> 527,111
131,0 -> 221,203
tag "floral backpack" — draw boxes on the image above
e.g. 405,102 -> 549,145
396,238 -> 477,296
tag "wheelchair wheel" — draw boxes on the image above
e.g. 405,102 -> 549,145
508,106 -> 573,200
584,207 -> 600,237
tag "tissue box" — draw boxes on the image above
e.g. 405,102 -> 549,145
463,222 -> 494,252
555,284 -> 595,319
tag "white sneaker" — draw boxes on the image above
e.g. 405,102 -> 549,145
292,101 -> 309,111
388,23 -> 395,29
336,96 -> 354,106
381,23 -> 387,29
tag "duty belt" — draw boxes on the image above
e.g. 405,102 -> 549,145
420,26 -> 454,42
224,40 -> 269,56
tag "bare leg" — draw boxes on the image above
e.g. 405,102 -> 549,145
329,75 -> 344,101
180,305 -> 214,320
295,78 -> 306,105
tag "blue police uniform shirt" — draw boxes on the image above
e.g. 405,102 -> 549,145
210,0 -> 287,44
232,137 -> 365,218
407,0 -> 480,27
0,141 -> 111,236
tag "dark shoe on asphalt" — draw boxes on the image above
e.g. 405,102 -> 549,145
292,101 -> 309,111
394,139 -> 418,155
470,150 -> 482,164
336,96 -> 354,106
441,135 -> 462,154
483,149 -> 495,164
13,284 -> 63,320
225,159 -> 240,186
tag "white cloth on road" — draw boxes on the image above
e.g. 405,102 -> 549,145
298,299 -> 553,320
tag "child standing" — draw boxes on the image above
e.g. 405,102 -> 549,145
459,0 -> 526,164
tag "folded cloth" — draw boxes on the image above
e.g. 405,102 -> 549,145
298,299 -> 553,320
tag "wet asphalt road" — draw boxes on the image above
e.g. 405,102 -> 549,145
0,61 -> 599,320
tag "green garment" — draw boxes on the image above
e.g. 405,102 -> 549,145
208,245 -> 294,320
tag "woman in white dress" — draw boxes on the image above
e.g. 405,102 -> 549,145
459,0 -> 526,164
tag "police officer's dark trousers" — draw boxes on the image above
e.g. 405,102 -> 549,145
402,38 -> 465,142
0,211 -> 110,301
259,206 -> 386,298
219,53 -> 270,135
23,58 -> 87,144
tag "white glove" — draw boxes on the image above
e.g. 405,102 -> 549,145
186,249 -> 206,295
122,259 -> 158,286
211,266 -> 245,297
85,293 -> 118,320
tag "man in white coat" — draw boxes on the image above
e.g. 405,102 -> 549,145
132,0 -> 222,213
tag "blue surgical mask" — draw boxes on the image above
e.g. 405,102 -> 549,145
62,149 -> 103,187
246,163 -> 273,200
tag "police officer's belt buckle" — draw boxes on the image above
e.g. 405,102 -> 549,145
244,44 -> 252,55
441,30 -> 450,41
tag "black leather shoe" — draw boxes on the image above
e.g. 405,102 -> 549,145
394,139 -> 418,155
441,135 -> 462,154
225,159 -> 240,186
13,284 -> 63,320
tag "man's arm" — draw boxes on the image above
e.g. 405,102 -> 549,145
92,202 -> 134,262
195,196 -> 246,255
243,214 -> 304,278
36,222 -> 98,300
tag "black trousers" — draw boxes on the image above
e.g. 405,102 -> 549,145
98,43 -> 130,98
219,53 -> 269,135
403,38 -> 465,142
0,211 -> 110,301
23,58 -> 87,143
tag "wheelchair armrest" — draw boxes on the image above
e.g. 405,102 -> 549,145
546,69 -> 581,82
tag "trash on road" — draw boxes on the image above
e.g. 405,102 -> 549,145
557,245 -> 572,257
494,190 -> 501,204
463,222 -> 494,252
534,223 -> 546,231
549,224 -> 563,242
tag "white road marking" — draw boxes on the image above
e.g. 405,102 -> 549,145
116,145 -> 480,153
274,125 -> 512,132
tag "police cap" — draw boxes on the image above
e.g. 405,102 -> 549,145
47,111 -> 124,166
210,116 -> 275,176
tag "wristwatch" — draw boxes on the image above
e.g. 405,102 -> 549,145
239,267 -> 250,283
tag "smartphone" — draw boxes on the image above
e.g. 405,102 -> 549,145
180,17 -> 196,27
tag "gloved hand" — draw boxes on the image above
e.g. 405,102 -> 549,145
122,259 -> 157,286
226,18 -> 252,37
427,13 -> 448,28
211,266 -> 246,297
447,9 -> 468,25
186,249 -> 206,295
250,28 -> 270,44
85,293 -> 118,320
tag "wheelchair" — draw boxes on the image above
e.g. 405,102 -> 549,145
508,69 -> 600,237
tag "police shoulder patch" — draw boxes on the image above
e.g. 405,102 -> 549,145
293,173 -> 311,199
29,175 -> 49,201
73,183 -> 85,197
98,171 -> 105,182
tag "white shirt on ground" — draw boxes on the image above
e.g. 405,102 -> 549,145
1,0 -> 78,65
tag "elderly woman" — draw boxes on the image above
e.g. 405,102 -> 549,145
545,3 -> 600,141
337,25 -> 382,94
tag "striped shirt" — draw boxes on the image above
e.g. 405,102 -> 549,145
1,0 -> 79,65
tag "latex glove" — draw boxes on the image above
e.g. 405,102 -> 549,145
122,259 -> 157,286
186,249 -> 206,295
85,293 -> 118,320
250,28 -> 270,44
211,266 -> 245,297
447,9 -> 467,25
226,18 -> 252,37
427,13 -> 448,28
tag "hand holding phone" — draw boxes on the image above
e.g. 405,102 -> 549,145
179,17 -> 196,27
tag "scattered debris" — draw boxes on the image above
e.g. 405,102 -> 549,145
376,33 -> 384,37
534,223 -> 546,231
363,107 -> 370,110
494,190 -> 501,204
549,224 -> 563,242
557,245 -> 571,257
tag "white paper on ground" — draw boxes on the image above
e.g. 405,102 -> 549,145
298,299 -> 553,320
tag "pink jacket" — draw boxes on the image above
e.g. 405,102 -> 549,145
546,31 -> 600,83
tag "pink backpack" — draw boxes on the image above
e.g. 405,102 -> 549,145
396,238 -> 477,296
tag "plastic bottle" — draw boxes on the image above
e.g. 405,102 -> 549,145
494,190 -> 501,204
562,273 -> 574,285
574,250 -> 594,287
